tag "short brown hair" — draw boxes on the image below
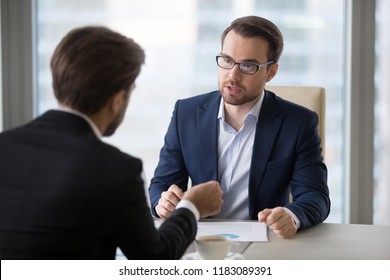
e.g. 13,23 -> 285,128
51,26 -> 145,114
221,16 -> 284,63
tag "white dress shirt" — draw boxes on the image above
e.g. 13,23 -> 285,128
212,92 -> 300,228
213,94 -> 263,219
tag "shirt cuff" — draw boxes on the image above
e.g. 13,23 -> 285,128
283,207 -> 301,230
176,199 -> 200,221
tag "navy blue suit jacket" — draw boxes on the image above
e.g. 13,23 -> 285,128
0,111 -> 196,259
149,90 -> 330,229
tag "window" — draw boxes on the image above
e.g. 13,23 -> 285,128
34,0 -> 345,223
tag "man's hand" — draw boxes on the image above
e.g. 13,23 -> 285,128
156,184 -> 184,220
183,181 -> 223,218
156,181 -> 223,220
258,207 -> 297,238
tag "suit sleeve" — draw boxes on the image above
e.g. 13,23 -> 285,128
112,156 -> 196,259
285,111 -> 331,229
149,100 -> 189,216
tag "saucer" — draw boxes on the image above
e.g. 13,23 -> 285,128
182,252 -> 245,260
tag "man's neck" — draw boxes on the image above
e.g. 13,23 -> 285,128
223,97 -> 259,131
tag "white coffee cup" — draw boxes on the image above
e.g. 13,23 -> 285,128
195,235 -> 232,260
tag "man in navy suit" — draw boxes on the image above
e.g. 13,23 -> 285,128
0,26 -> 223,259
149,16 -> 330,238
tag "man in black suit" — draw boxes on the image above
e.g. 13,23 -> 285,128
0,26 -> 223,260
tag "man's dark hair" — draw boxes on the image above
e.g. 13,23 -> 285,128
51,26 -> 145,114
221,16 -> 284,63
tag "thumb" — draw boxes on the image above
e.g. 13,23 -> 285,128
258,208 -> 272,222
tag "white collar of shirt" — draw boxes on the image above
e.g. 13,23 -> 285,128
217,89 -> 265,123
56,106 -> 103,139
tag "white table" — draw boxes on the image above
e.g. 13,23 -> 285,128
243,222 -> 390,259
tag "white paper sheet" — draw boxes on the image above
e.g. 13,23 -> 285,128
196,221 -> 268,242
155,220 -> 268,242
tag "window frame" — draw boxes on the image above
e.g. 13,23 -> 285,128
1,0 -> 37,129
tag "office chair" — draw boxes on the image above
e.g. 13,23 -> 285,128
266,85 -> 326,203
265,85 -> 326,155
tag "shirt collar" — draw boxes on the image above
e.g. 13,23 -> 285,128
56,106 -> 103,139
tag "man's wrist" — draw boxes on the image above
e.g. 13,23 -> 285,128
283,207 -> 301,230
176,199 -> 200,221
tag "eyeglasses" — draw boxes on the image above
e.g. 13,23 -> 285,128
216,55 -> 274,75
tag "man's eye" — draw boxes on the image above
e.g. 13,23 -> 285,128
241,62 -> 255,70
223,57 -> 233,64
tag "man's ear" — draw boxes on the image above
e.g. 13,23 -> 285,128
109,90 -> 126,114
266,63 -> 278,82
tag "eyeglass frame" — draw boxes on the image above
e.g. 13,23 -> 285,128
216,55 -> 274,75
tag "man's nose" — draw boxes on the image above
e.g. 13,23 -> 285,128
227,64 -> 242,81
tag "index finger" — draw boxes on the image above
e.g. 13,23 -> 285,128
257,208 -> 272,223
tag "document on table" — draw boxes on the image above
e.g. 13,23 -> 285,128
196,221 -> 268,242
154,220 -> 268,242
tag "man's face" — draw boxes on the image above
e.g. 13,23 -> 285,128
218,30 -> 277,107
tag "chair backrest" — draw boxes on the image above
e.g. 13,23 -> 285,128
265,85 -> 326,155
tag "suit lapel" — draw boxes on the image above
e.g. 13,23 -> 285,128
196,92 -> 221,180
248,91 -> 283,216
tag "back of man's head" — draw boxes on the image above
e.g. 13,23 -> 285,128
50,26 -> 145,115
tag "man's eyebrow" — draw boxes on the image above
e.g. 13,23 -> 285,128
220,53 -> 261,64
241,59 -> 261,64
